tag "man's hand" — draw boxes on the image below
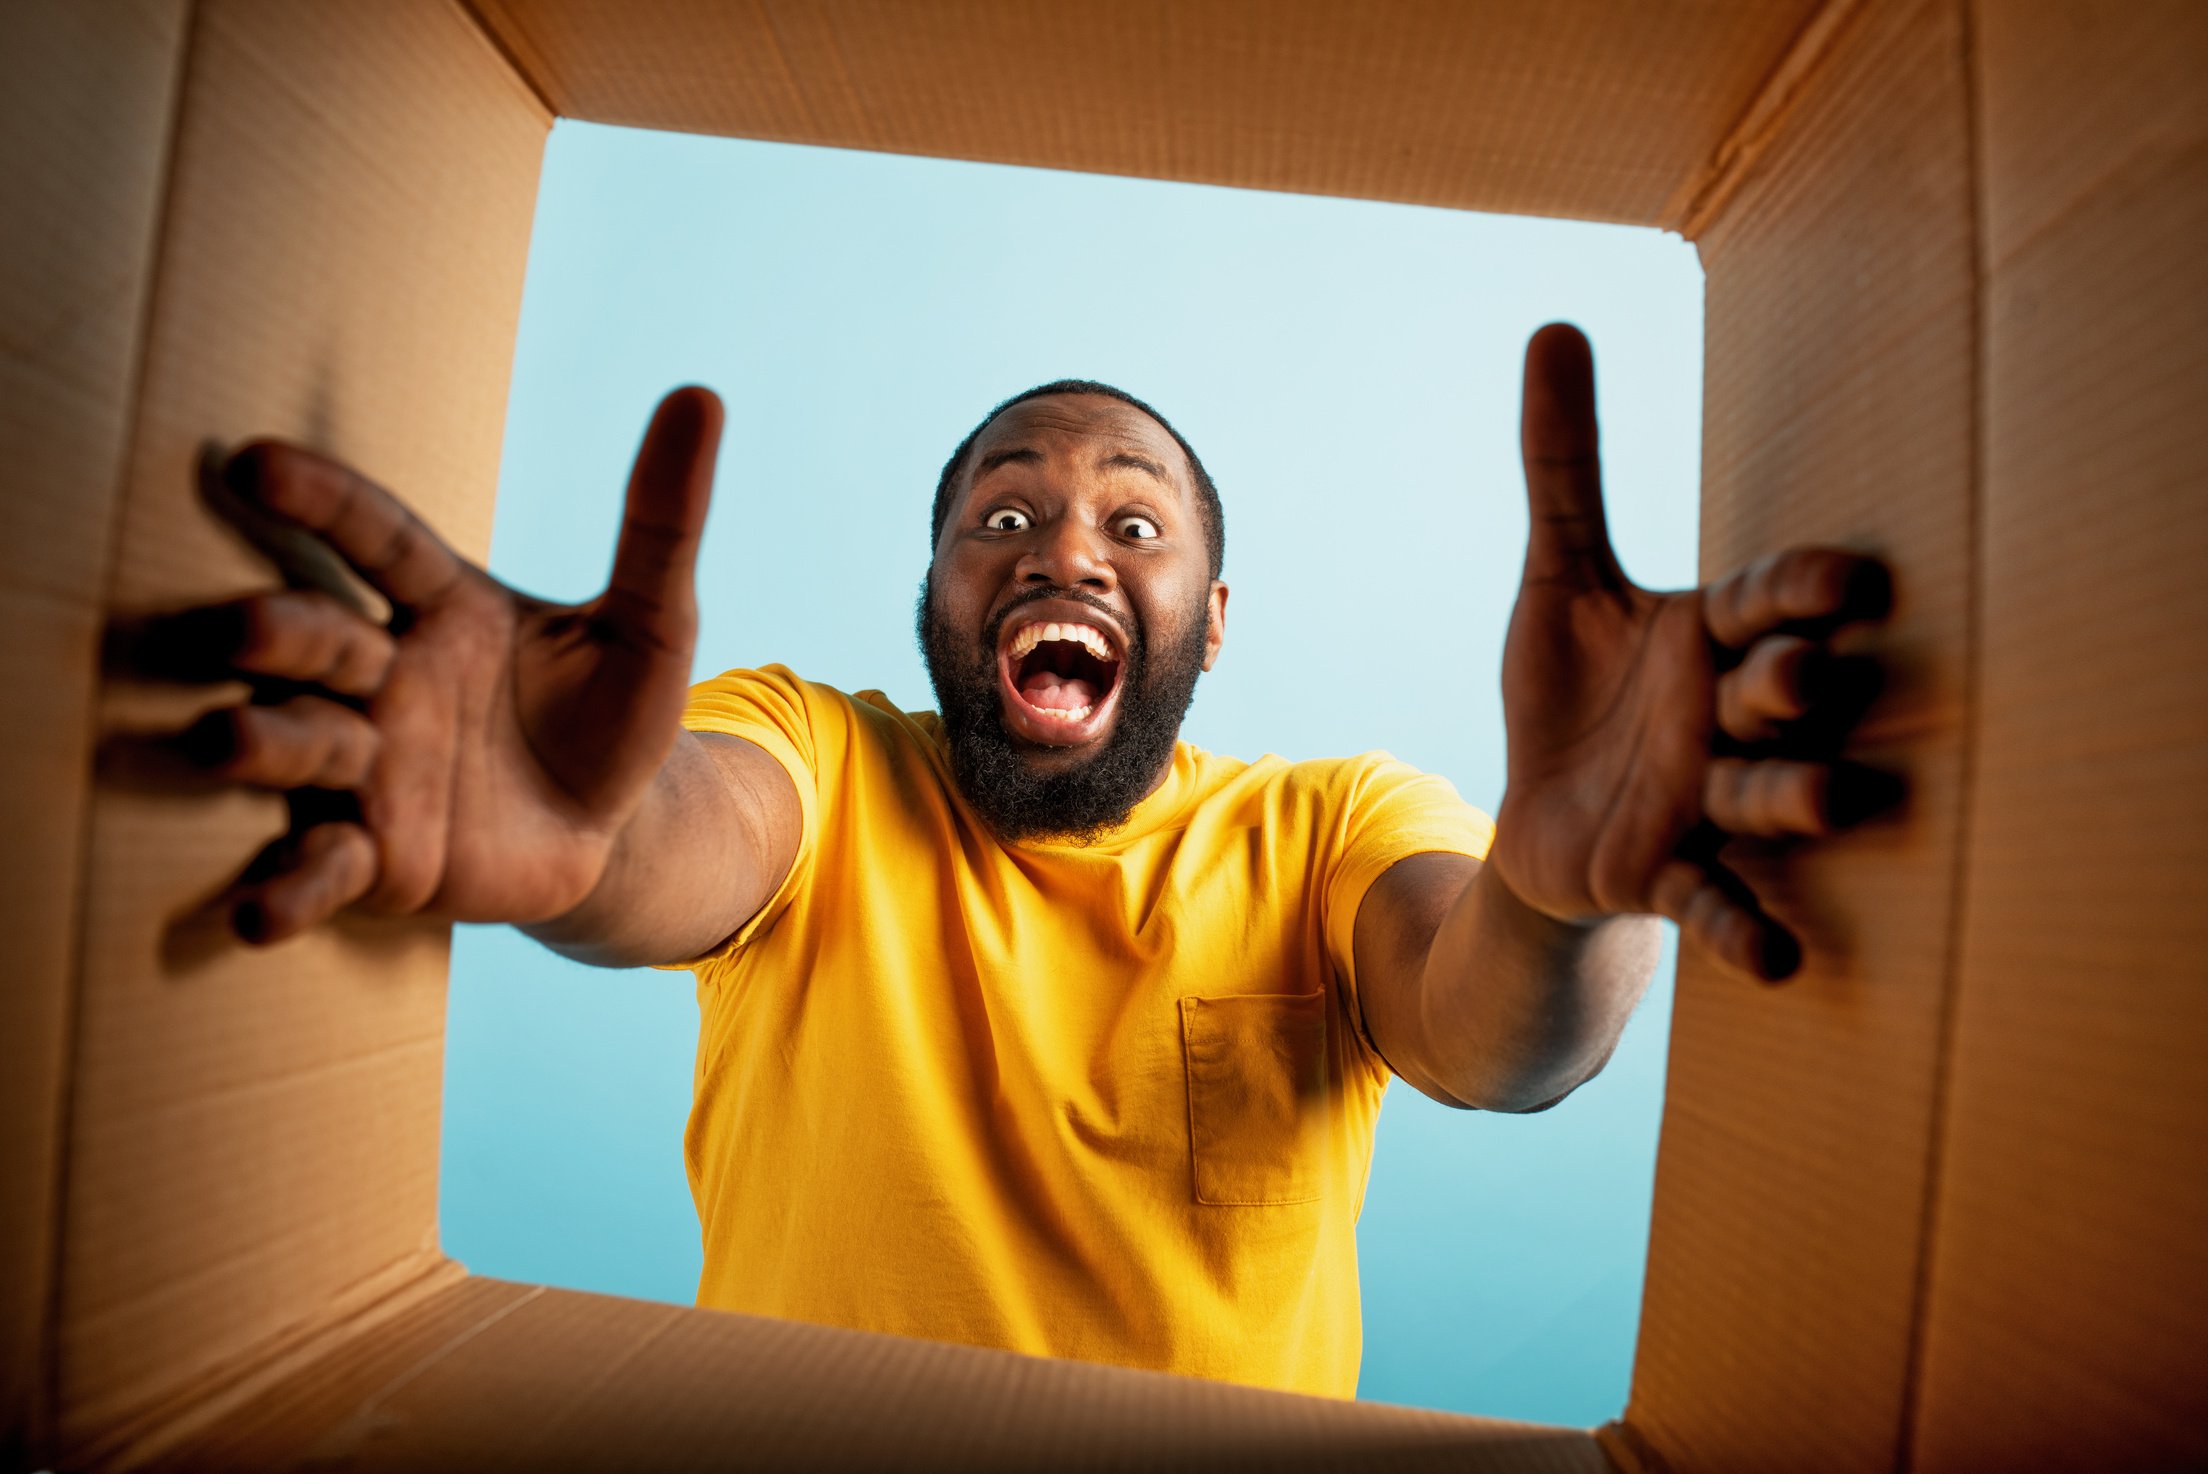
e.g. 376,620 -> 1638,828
140,388 -> 725,943
1490,324 -> 1896,982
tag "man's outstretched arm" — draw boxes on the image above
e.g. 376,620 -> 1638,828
1357,854 -> 1659,1112
1355,325 -> 1898,1111
524,729 -> 800,968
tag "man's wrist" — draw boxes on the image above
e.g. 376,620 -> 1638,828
1413,856 -> 1658,1111
1476,824 -> 1613,938
520,732 -> 694,956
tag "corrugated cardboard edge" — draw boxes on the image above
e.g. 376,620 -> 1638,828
1658,0 -> 1873,237
75,1252 -> 465,1474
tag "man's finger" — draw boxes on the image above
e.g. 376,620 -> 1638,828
1704,757 -> 1906,837
1715,635 -> 1819,744
1704,548 -> 1891,650
1650,856 -> 1800,983
179,696 -> 382,791
142,590 -> 396,698
233,821 -> 379,944
601,386 -> 724,653
225,442 -> 468,612
1703,757 -> 1833,837
1519,323 -> 1622,587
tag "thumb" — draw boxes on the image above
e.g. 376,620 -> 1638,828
1519,323 -> 1621,585
602,385 -> 724,650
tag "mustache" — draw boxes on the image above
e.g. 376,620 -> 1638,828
982,586 -> 1137,656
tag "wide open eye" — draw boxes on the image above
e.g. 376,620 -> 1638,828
985,508 -> 1031,532
1114,514 -> 1160,540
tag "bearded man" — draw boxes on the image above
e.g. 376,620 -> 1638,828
147,325 -> 1894,1398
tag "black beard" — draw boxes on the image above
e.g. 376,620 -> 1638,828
917,575 -> 1209,844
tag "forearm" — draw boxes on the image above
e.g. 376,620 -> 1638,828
522,731 -> 786,969
1408,863 -> 1660,1112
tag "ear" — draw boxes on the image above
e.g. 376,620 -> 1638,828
1200,580 -> 1229,671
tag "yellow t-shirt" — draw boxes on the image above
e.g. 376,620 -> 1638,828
675,665 -> 1493,1398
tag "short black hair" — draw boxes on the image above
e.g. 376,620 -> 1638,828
929,380 -> 1225,580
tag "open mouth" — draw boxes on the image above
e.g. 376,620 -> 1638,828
996,616 -> 1125,746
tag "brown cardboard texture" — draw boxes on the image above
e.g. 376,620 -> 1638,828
0,1 -> 188,1453
5,1 -> 2202,1469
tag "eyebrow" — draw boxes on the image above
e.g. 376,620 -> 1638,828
1098,450 -> 1173,486
971,444 -> 1175,489
974,446 -> 1043,477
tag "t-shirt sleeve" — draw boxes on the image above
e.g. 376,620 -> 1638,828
1321,754 -> 1496,1074
654,663 -> 822,968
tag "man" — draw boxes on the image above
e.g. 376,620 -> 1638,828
148,325 -> 1893,1398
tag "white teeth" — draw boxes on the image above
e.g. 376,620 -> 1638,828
1006,619 -> 1117,663
1034,704 -> 1093,722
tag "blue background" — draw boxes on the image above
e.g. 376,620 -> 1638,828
441,122 -> 1704,1426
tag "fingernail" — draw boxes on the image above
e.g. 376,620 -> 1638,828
233,900 -> 269,944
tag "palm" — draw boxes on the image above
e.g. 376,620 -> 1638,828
1498,577 -> 1713,921
362,580 -> 685,923
1486,327 -> 1891,981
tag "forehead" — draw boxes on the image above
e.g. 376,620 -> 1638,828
962,394 -> 1194,501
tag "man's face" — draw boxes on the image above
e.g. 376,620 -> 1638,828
918,394 -> 1227,841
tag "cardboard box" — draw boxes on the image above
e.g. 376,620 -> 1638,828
4,0 -> 2201,1468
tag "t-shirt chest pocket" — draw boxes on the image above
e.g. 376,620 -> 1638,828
1178,993 -> 1328,1206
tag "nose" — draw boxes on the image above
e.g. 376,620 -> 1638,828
1016,517 -> 1116,592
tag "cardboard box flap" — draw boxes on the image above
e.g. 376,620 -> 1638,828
1625,0 -> 1978,1468
141,1277 -> 1609,1473
53,0 -> 547,1453
467,0 -> 1831,226
0,0 -> 189,1461
1911,3 -> 2208,1467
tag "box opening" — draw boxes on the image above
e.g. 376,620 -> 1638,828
438,120 -> 1705,1426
